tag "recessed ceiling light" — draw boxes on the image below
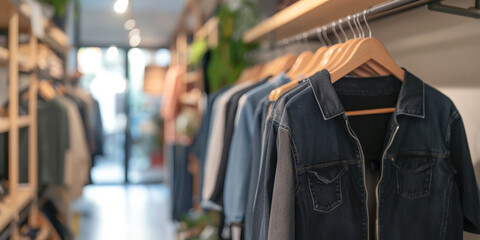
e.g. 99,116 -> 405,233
106,45 -> 119,61
129,35 -> 141,47
129,28 -> 140,38
124,19 -> 136,30
114,0 -> 128,14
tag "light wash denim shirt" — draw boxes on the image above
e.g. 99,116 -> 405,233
223,73 -> 289,225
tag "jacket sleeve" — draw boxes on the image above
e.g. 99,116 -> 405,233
251,118 -> 278,240
268,128 -> 296,240
449,110 -> 480,233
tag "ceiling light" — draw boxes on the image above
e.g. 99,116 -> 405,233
124,19 -> 135,30
106,45 -> 119,61
129,35 -> 141,47
114,0 -> 128,14
129,28 -> 140,38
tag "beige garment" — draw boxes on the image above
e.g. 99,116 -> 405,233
70,86 -> 96,152
58,96 -> 90,199
202,81 -> 253,208
161,66 -> 186,143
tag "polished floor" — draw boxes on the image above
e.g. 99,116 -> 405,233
72,184 -> 176,240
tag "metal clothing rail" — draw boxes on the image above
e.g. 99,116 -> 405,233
246,0 -> 429,57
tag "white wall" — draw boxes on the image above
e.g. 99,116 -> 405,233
371,2 -> 480,239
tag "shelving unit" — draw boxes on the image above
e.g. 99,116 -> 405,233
18,52 -> 35,72
0,204 -> 14,232
3,184 -> 34,212
242,0 -> 386,43
0,0 -> 68,239
17,116 -> 30,128
0,46 -> 35,71
0,117 -> 10,133
0,46 -> 8,63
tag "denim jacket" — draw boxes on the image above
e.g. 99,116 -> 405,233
259,70 -> 480,240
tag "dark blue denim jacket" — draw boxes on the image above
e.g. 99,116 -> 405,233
256,69 -> 480,240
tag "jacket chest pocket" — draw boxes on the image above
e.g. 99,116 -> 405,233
307,161 -> 347,213
392,155 -> 436,199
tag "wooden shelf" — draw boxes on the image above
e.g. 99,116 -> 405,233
0,0 -> 32,32
43,26 -> 69,54
0,0 -> 69,54
0,46 -> 36,71
243,0 -> 386,43
0,117 -> 9,133
0,203 -> 14,232
3,184 -> 35,212
0,46 -> 8,63
18,115 -> 30,128
0,116 -> 31,132
18,53 -> 35,72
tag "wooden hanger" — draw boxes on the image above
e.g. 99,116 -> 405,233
330,38 -> 404,82
268,54 -> 296,76
236,67 -> 251,84
57,84 -> 67,96
259,57 -> 278,80
38,80 -> 56,101
292,46 -> 328,80
329,37 -> 404,116
269,46 -> 328,101
286,51 -> 313,79
324,38 -> 374,76
251,64 -> 265,82
275,53 -> 298,75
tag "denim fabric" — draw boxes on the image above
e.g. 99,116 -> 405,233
243,96 -> 271,240
251,80 -> 310,240
170,143 -> 193,221
224,73 -> 289,225
265,69 -> 480,240
210,79 -> 268,206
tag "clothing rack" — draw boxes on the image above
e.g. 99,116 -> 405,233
246,0 -> 430,59
0,0 -> 69,238
246,0 -> 480,60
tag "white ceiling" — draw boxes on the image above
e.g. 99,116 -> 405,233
79,0 -> 186,48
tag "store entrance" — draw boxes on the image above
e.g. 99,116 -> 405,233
77,47 -> 168,184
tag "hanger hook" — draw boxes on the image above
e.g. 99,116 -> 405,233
331,22 -> 341,43
352,14 -> 361,38
338,19 -> 348,42
302,32 -> 309,50
347,15 -> 356,39
317,27 -> 327,46
356,13 -> 365,38
322,25 -> 332,46
363,9 -> 372,38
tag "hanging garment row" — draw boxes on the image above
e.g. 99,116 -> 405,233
188,11 -> 480,240
0,76 -> 104,200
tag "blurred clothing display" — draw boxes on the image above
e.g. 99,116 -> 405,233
0,83 -> 103,200
57,96 -> 90,199
161,66 -> 186,143
37,97 -> 70,186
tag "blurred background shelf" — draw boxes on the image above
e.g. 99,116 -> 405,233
0,204 -> 14,233
243,0 -> 385,43
3,184 -> 35,212
17,115 -> 30,128
0,118 -> 9,133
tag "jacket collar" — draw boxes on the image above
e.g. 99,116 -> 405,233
308,69 -> 425,120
